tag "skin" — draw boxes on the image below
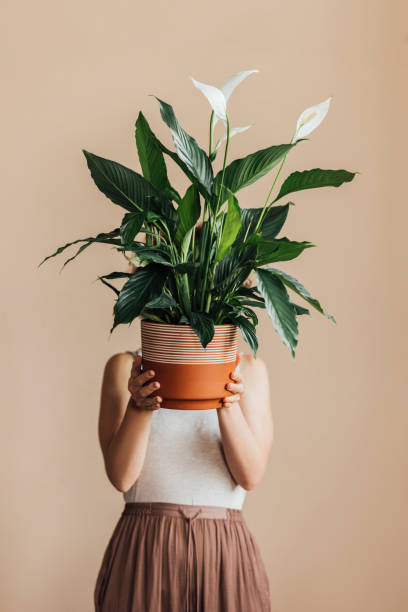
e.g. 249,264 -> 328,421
97,243 -> 273,493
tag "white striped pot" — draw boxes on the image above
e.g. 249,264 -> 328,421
140,318 -> 239,410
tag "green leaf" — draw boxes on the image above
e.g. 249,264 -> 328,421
213,244 -> 257,295
230,315 -> 258,357
155,98 -> 214,197
292,303 -> 311,316
82,150 -> 177,226
255,267 -> 298,358
235,297 -> 266,309
144,293 -> 179,309
215,190 -> 242,262
234,204 -> 292,245
238,306 -> 258,327
130,244 -> 173,266
173,262 -> 200,273
175,185 -> 201,244
96,271 -> 132,295
189,312 -> 215,348
120,212 -> 144,246
266,267 -> 336,323
254,236 -> 315,264
214,142 -> 301,205
273,168 -> 357,202
111,263 -> 170,331
37,228 -> 121,268
135,112 -> 181,203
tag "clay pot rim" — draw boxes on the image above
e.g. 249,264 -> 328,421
140,317 -> 237,329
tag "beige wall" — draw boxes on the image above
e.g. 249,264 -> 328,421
1,0 -> 407,610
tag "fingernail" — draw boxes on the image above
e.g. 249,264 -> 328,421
149,371 -> 154,376
154,382 -> 160,388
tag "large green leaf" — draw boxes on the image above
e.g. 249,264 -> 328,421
82,150 -> 177,226
120,212 -> 144,246
111,263 -> 170,331
175,185 -> 201,244
273,168 -> 357,202
267,267 -> 336,323
234,203 -> 292,245
230,315 -> 258,357
213,244 -> 257,294
255,267 -> 298,358
214,142 -> 301,205
155,98 -> 214,197
144,293 -> 179,309
189,312 -> 215,348
254,236 -> 315,264
135,112 -> 181,203
215,191 -> 242,262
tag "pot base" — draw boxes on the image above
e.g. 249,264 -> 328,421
160,397 -> 225,410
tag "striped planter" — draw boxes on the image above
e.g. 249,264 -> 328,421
140,318 -> 239,410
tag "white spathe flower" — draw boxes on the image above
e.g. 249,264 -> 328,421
293,97 -> 333,142
190,69 -> 259,126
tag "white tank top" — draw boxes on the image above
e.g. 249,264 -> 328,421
123,348 -> 247,509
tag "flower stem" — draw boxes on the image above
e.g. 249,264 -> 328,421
253,153 -> 287,236
209,111 -> 215,156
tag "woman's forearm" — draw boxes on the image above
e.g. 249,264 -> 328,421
217,404 -> 264,490
105,399 -> 154,492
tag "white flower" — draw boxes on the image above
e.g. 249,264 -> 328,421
293,97 -> 333,142
191,69 -> 259,125
190,69 -> 259,155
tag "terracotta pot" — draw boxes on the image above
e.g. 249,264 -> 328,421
140,318 -> 239,410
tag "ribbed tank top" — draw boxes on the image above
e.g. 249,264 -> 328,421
123,348 -> 247,509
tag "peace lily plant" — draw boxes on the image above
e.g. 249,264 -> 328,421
39,70 -> 357,358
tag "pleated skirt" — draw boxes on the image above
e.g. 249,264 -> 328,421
94,501 -> 271,611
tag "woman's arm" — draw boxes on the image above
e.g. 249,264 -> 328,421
98,353 -> 161,493
216,353 -> 273,491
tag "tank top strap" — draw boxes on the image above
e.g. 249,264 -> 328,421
126,348 -> 142,357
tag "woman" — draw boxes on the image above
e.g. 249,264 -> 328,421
94,244 -> 274,611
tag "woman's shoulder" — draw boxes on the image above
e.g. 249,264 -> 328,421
103,350 -> 138,375
241,352 -> 267,371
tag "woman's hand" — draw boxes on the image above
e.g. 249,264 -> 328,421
222,351 -> 244,408
127,355 -> 162,411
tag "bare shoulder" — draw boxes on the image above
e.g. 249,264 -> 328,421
240,353 -> 268,377
101,352 -> 135,397
104,351 -> 135,372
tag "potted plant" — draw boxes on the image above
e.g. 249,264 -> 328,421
38,69 -> 357,410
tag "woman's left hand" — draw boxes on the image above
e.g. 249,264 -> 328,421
222,351 -> 244,408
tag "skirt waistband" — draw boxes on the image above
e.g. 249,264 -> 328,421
122,501 -> 244,521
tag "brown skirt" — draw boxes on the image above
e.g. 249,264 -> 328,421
94,501 -> 271,611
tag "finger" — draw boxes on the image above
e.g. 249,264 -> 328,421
143,396 -> 162,410
139,380 -> 160,398
222,395 -> 240,405
226,382 -> 244,394
133,369 -> 156,386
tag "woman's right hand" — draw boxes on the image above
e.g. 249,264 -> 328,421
127,355 -> 162,411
